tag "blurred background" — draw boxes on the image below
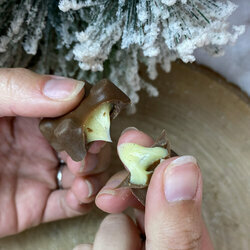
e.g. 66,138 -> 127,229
196,0 -> 250,96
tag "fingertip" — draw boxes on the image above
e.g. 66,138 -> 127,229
71,171 -> 109,205
95,171 -> 129,212
145,156 -> 200,211
88,141 -> 107,154
118,128 -> 154,148
65,190 -> 93,213
66,157 -> 83,176
147,156 -> 178,184
148,155 -> 202,205
96,189 -> 133,213
145,156 -> 204,250
93,213 -> 142,250
71,177 -> 93,204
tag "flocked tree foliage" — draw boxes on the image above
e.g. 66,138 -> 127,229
0,0 -> 245,104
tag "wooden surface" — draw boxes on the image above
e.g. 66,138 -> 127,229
0,62 -> 249,250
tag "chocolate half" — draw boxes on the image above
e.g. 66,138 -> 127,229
119,130 -> 177,206
39,79 -> 131,161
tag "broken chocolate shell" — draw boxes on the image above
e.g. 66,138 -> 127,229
118,130 -> 178,206
39,79 -> 131,162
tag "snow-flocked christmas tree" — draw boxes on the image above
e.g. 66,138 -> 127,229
0,0 -> 245,104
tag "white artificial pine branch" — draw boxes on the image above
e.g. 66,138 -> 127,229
0,0 -> 245,108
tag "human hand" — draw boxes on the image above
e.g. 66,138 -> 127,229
75,128 -> 214,249
0,68 -> 110,237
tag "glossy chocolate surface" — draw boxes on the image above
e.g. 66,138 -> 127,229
39,79 -> 131,161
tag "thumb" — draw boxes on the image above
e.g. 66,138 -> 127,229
145,156 -> 214,250
0,68 -> 85,117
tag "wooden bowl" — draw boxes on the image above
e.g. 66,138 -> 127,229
1,62 -> 249,249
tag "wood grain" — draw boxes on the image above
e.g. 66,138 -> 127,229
0,62 -> 249,250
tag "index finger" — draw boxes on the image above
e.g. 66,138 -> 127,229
95,128 -> 154,213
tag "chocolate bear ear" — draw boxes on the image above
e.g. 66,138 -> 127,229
39,79 -> 131,162
54,119 -> 86,162
131,188 -> 148,206
152,130 -> 170,150
39,118 -> 86,161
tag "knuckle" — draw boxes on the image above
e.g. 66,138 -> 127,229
0,68 -> 39,115
1,68 -> 31,95
166,230 -> 201,250
148,215 -> 202,250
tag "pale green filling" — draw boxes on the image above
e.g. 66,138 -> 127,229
118,143 -> 168,185
84,103 -> 112,143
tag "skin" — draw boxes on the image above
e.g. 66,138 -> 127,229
75,129 -> 215,250
0,68 -> 215,250
0,68 -> 110,237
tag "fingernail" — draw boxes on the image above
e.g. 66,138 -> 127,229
86,180 -> 93,198
164,156 -> 199,202
98,189 -> 117,196
97,175 -> 125,196
43,77 -> 84,100
105,177 -> 124,189
121,127 -> 138,135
